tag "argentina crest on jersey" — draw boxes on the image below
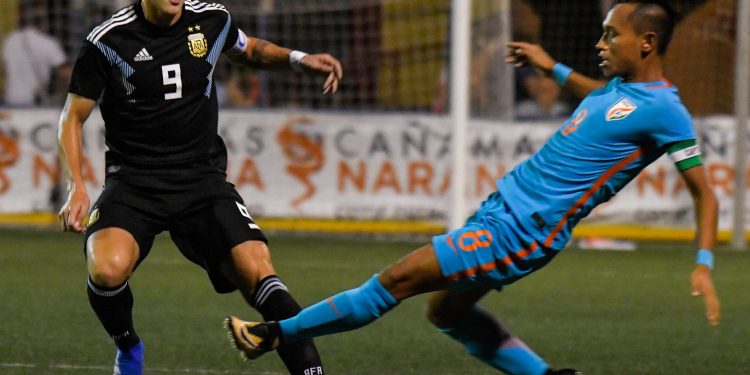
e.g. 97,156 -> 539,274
605,97 -> 637,121
187,25 -> 208,58
88,208 -> 100,226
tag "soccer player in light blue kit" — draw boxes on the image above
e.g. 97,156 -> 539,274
225,2 -> 720,374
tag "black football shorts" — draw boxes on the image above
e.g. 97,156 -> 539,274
83,175 -> 267,293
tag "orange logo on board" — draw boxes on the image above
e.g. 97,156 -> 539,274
0,128 -> 20,194
277,117 -> 325,209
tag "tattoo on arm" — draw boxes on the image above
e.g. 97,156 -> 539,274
240,38 -> 290,69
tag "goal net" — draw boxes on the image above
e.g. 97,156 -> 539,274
0,0 -> 744,238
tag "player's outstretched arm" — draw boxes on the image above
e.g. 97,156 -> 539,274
505,41 -> 605,99
57,93 -> 96,233
680,164 -> 720,326
229,37 -> 343,94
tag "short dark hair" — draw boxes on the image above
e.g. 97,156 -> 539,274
620,0 -> 679,55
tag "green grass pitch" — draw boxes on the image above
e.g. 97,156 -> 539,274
1,228 -> 749,374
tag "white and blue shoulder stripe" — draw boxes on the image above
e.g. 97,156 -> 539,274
185,0 -> 229,14
86,5 -> 136,44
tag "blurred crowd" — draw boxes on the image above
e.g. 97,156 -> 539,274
0,0 -> 738,117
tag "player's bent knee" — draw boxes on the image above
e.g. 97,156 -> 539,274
425,295 -> 473,328
86,229 -> 139,287
377,264 -> 412,295
378,245 -> 445,300
87,247 -> 135,286
88,257 -> 133,287
426,301 -> 459,328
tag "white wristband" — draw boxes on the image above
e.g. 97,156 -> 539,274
289,50 -> 308,72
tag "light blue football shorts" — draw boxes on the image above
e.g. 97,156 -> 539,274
432,191 -> 559,290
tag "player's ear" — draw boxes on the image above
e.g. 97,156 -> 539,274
641,31 -> 657,56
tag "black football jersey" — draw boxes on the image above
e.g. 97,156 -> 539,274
69,0 -> 245,172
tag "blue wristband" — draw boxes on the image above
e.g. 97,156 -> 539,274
696,249 -> 714,269
552,63 -> 573,87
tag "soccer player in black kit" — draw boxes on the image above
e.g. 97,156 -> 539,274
57,1 -> 342,374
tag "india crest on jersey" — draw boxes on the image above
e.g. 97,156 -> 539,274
188,32 -> 208,58
606,98 -> 637,121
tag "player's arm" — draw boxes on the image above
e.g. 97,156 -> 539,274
57,93 -> 96,233
505,41 -> 605,99
670,141 -> 720,326
227,34 -> 343,94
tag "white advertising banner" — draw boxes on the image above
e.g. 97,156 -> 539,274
0,109 -> 746,230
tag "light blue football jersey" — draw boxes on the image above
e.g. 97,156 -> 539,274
498,77 -> 695,249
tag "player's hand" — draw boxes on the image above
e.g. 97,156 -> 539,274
505,41 -> 556,75
58,182 -> 90,233
690,264 -> 720,326
300,54 -> 343,94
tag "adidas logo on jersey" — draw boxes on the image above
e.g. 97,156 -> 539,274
134,48 -> 153,62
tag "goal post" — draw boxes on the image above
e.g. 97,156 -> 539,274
448,0 -> 470,231
732,0 -> 749,249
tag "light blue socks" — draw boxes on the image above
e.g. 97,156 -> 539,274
279,275 -> 398,341
440,308 -> 549,375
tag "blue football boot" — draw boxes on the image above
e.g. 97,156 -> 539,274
113,341 -> 144,375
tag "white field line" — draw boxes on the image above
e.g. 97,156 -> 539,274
0,362 -> 282,374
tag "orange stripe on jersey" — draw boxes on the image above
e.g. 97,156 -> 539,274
445,259 -> 499,281
445,236 -> 458,254
543,149 -> 643,248
443,150 -> 641,282
514,241 -> 538,259
445,241 -> 539,281
326,297 -> 343,318
646,78 -> 674,89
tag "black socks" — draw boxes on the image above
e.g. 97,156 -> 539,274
252,275 -> 324,375
87,277 -> 141,351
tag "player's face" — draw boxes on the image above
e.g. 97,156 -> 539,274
143,0 -> 183,17
595,4 -> 643,79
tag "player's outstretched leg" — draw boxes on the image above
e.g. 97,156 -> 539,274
427,288 -> 580,375
225,274 -> 398,361
86,228 -> 143,375
224,241 -> 324,375
225,244 -> 448,360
